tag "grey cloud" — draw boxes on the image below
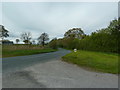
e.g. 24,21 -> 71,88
1,2 -> 118,43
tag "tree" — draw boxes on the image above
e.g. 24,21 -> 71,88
0,25 -> 9,40
16,39 -> 20,44
64,28 -> 85,39
20,32 -> 32,44
109,18 -> 120,53
49,38 -> 58,49
37,33 -> 49,46
32,40 -> 36,45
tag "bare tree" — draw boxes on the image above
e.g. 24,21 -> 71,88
20,32 -> 32,44
16,39 -> 20,44
37,33 -> 49,46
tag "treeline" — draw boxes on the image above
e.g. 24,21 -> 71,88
50,18 -> 120,53
1,18 -> 119,53
0,25 -> 49,46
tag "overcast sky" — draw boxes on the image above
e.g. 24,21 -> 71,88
1,2 -> 118,43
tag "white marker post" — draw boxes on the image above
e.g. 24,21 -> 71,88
74,49 -> 77,52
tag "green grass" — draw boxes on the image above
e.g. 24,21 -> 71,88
62,50 -> 119,74
2,45 -> 57,58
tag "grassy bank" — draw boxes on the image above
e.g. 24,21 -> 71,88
2,45 -> 57,58
62,50 -> 119,74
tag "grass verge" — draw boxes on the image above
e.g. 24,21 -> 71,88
62,50 -> 119,74
2,45 -> 57,58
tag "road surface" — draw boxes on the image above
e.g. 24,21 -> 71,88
2,49 -> 118,88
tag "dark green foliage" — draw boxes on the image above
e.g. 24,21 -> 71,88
57,18 -> 119,53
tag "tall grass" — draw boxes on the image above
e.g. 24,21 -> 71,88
2,45 -> 57,57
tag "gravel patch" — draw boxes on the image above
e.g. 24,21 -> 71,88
24,59 -> 118,88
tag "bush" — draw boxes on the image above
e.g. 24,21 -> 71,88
49,38 -> 58,49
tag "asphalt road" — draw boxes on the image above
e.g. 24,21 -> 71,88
2,48 -> 71,88
2,48 -> 70,73
2,49 -> 118,88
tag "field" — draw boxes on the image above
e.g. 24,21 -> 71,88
2,44 -> 57,58
62,50 -> 119,74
